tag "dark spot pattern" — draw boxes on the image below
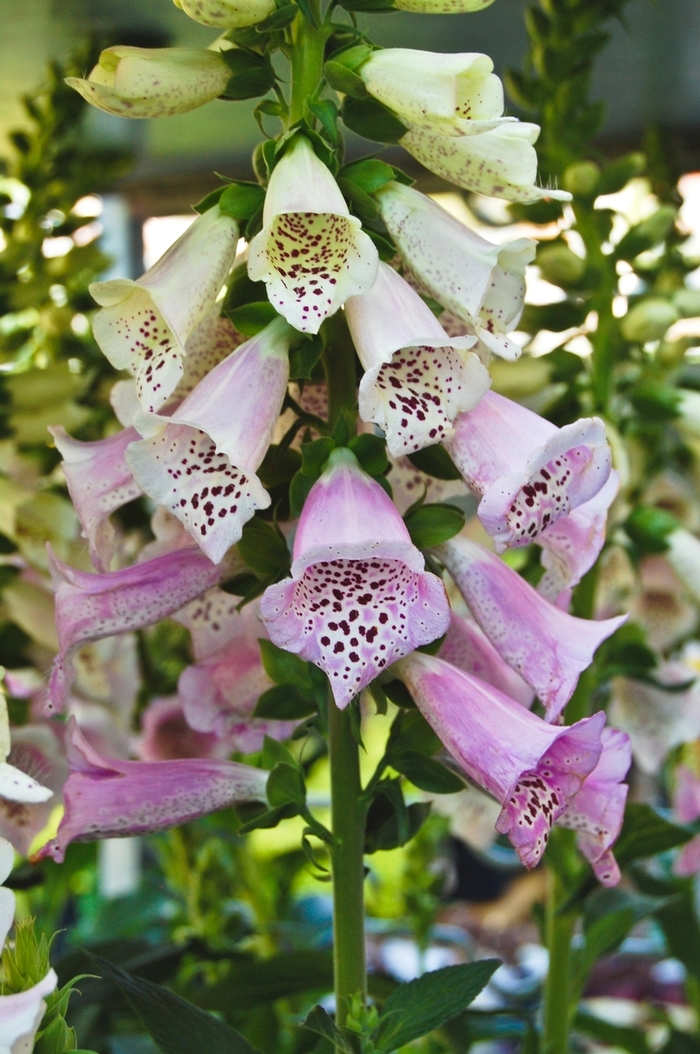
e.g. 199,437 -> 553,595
263,212 -> 349,328
504,769 -> 563,868
110,300 -> 184,412
501,446 -> 592,546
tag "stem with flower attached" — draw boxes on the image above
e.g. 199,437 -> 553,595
288,1 -> 327,127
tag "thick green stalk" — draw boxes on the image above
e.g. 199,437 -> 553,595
288,1 -> 326,127
328,698 -> 367,1027
542,870 -> 577,1054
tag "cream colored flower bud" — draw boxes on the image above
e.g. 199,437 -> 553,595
392,0 -> 495,12
66,47 -> 231,119
358,50 -> 504,136
173,0 -> 276,28
620,297 -> 680,343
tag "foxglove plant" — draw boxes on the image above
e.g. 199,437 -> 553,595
35,0 -> 644,1045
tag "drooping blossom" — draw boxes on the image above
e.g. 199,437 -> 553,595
248,136 -> 378,333
66,46 -> 231,118
50,426 -> 142,571
45,543 -> 239,712
173,0 -> 276,28
0,723 -> 68,856
344,262 -> 489,457
34,720 -> 269,863
261,447 -> 450,708
138,697 -> 223,761
609,668 -> 700,775
377,182 -> 535,361
0,692 -> 53,808
177,596 -> 296,750
629,556 -> 698,651
437,535 -> 626,722
536,470 -> 620,605
90,205 -> 239,412
556,727 -> 631,887
439,610 -> 534,708
400,123 -> 572,203
446,391 -> 612,550
126,317 -> 292,563
357,51 -> 506,137
672,766 -> 700,877
395,650 -> 606,868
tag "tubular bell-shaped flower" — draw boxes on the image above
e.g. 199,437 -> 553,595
66,47 -> 231,119
396,651 -> 606,868
556,727 -> 631,887
138,697 -> 223,762
377,182 -> 535,361
609,669 -> 700,775
90,205 -> 239,412
0,693 -> 53,809
401,123 -> 572,203
33,720 -> 269,863
439,611 -> 534,708
50,426 -> 142,571
344,263 -> 489,457
261,448 -> 450,708
673,767 -> 700,877
248,136 -> 378,333
357,51 -> 505,136
173,0 -> 276,28
126,317 -> 292,564
46,544 -> 238,712
446,391 -> 612,550
437,536 -> 626,722
0,724 -> 68,856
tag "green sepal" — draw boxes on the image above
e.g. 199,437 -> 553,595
267,762 -> 306,808
289,333 -> 325,380
404,502 -> 464,549
364,228 -> 396,260
259,639 -> 316,692
407,444 -> 461,481
306,98 -> 341,147
254,684 -> 318,720
262,733 -> 299,770
382,678 -> 416,708
238,518 -> 290,578
624,504 -> 678,555
236,801 -> 300,833
255,3 -> 299,30
218,181 -> 266,221
339,157 -> 396,194
348,432 -> 389,476
227,301 -> 279,335
324,61 -> 369,98
220,51 -> 276,100
364,779 -> 430,853
193,187 -> 225,215
390,750 -> 464,794
338,177 -> 379,221
341,96 -> 407,144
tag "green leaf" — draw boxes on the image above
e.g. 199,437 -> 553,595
289,333 -> 325,380
259,640 -> 314,691
218,182 -> 266,221
407,444 -> 461,481
404,503 -> 465,549
239,518 -> 290,578
336,0 -> 395,10
289,470 -> 316,519
654,890 -> 700,978
337,177 -> 379,221
236,801 -> 299,833
372,961 -> 501,1051
88,955 -> 261,1054
306,98 -> 341,147
267,762 -> 306,808
382,678 -> 416,709
300,437 -> 336,476
224,259 -> 267,312
388,708 -> 442,756
221,51 -> 276,100
295,0 -> 318,25
257,444 -> 302,489
254,684 -> 318,720
365,782 -> 430,853
570,909 -> 636,1000
390,750 -> 464,794
339,158 -> 395,195
193,952 -> 334,1012
624,505 -> 678,556
304,1006 -> 354,1053
365,228 -> 396,260
615,803 -> 692,867
574,1011 -> 648,1054
324,61 -> 368,98
348,433 -> 388,477
340,96 -> 407,144
193,187 -> 225,214
226,301 -> 278,336
255,3 -> 298,30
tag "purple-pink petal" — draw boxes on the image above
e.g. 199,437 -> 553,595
396,651 -> 605,869
33,719 -> 268,863
438,611 -> 534,708
437,535 -> 626,721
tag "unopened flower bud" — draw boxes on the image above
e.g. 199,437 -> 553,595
674,288 -> 700,319
537,243 -> 586,286
173,0 -> 276,27
391,0 -> 494,11
620,298 -> 680,343
563,161 -> 600,197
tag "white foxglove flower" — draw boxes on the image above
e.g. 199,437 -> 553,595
66,47 -> 231,119
377,182 -> 535,359
358,50 -> 506,136
90,206 -> 239,413
248,136 -> 378,333
173,0 -> 276,28
401,122 -> 572,203
392,0 -> 495,11
0,692 -> 53,807
345,262 -> 489,456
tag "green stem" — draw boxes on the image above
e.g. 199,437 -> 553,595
323,313 -> 358,427
288,1 -> 327,127
328,698 -> 367,1028
543,869 -> 577,1054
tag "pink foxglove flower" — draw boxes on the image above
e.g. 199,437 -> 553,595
395,651 -> 606,868
66,47 -> 231,119
437,536 -> 625,722
174,0 -> 276,28
536,470 -> 620,604
0,724 -> 68,856
446,391 -> 612,550
376,182 -> 535,361
138,697 -> 223,761
609,668 -> 700,775
400,122 -> 572,203
126,317 -> 292,564
357,51 -> 506,137
439,611 -> 534,708
628,556 -> 697,652
556,727 -> 631,887
261,447 -> 450,708
34,720 -> 268,863
673,766 -> 700,877
50,426 -> 142,571
90,205 -> 239,412
345,262 -> 489,457
177,598 -> 296,750
248,136 -> 378,333
46,544 -> 237,712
